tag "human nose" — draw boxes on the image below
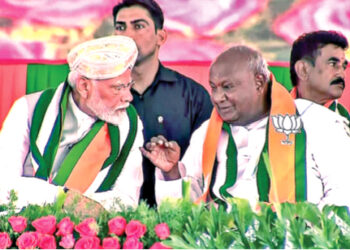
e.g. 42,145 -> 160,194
211,88 -> 226,104
121,27 -> 136,39
120,87 -> 133,103
335,63 -> 346,78
338,66 -> 346,78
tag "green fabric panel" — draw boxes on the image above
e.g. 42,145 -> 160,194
337,103 -> 350,121
41,84 -> 70,178
30,88 -> 56,180
268,66 -> 292,91
295,126 -> 307,202
219,123 -> 237,199
209,159 -> 227,208
329,101 -> 337,111
101,125 -> 120,169
97,105 -> 139,192
53,121 -> 104,186
26,64 -> 69,94
31,83 -> 69,180
325,101 -> 350,122
256,142 -> 270,202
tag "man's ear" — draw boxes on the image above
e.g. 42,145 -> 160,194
156,29 -> 167,47
75,76 -> 91,99
295,60 -> 311,81
255,74 -> 265,92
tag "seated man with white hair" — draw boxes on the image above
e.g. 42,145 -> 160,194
0,35 -> 144,211
142,45 -> 350,210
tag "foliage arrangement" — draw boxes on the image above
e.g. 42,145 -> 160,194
1,191 -> 350,249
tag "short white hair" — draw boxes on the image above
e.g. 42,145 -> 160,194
67,70 -> 80,88
216,45 -> 271,82
234,45 -> 270,82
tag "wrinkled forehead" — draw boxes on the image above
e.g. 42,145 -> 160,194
210,57 -> 249,79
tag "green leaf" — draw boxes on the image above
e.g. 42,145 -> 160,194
1,189 -> 350,249
182,178 -> 191,201
254,203 -> 284,248
54,188 -> 67,211
294,202 -> 322,228
227,198 -> 256,248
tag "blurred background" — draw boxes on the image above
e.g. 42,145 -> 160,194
1,0 -> 350,127
0,0 -> 349,62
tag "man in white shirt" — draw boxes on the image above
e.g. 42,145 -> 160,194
290,30 -> 349,122
0,35 -> 144,211
141,45 -> 350,209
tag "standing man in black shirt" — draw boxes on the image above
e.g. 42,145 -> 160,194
113,0 -> 213,207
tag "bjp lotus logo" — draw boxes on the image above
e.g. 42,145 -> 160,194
271,114 -> 302,145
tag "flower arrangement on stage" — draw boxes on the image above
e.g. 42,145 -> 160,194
2,215 -> 170,249
1,190 -> 350,249
0,191 -> 173,249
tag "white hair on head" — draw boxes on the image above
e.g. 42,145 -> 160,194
67,70 -> 80,88
247,48 -> 270,82
224,45 -> 271,82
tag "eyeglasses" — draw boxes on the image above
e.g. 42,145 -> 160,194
88,77 -> 135,94
113,80 -> 135,91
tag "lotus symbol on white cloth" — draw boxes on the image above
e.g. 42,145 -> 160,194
271,114 -> 302,145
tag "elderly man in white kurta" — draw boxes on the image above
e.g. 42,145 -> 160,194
141,45 -> 350,209
0,36 -> 144,210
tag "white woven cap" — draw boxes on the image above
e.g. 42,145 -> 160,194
67,35 -> 138,80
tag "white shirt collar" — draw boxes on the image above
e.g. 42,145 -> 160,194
230,116 -> 268,133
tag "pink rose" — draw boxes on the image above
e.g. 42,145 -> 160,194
102,237 -> 120,249
75,218 -> 98,237
32,215 -> 56,235
154,223 -> 171,240
16,232 -> 39,249
74,236 -> 100,249
8,216 -> 27,233
0,232 -> 12,249
59,234 -> 75,249
38,234 -> 56,249
108,216 -> 126,236
56,217 -> 75,236
125,220 -> 147,239
122,237 -> 143,249
150,242 -> 172,249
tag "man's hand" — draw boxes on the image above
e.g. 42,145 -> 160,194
63,189 -> 106,217
140,135 -> 181,180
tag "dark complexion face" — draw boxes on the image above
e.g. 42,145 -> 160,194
305,44 -> 348,102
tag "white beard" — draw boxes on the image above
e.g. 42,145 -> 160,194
95,106 -> 128,126
86,90 -> 128,126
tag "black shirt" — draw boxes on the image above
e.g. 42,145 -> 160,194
131,63 -> 213,206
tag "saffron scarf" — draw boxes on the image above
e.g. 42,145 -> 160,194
29,82 -> 138,193
197,77 -> 307,204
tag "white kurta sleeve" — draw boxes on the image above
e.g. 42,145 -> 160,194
0,97 -> 60,208
84,118 -> 144,210
154,162 -> 186,204
0,97 -> 30,175
155,121 -> 209,204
